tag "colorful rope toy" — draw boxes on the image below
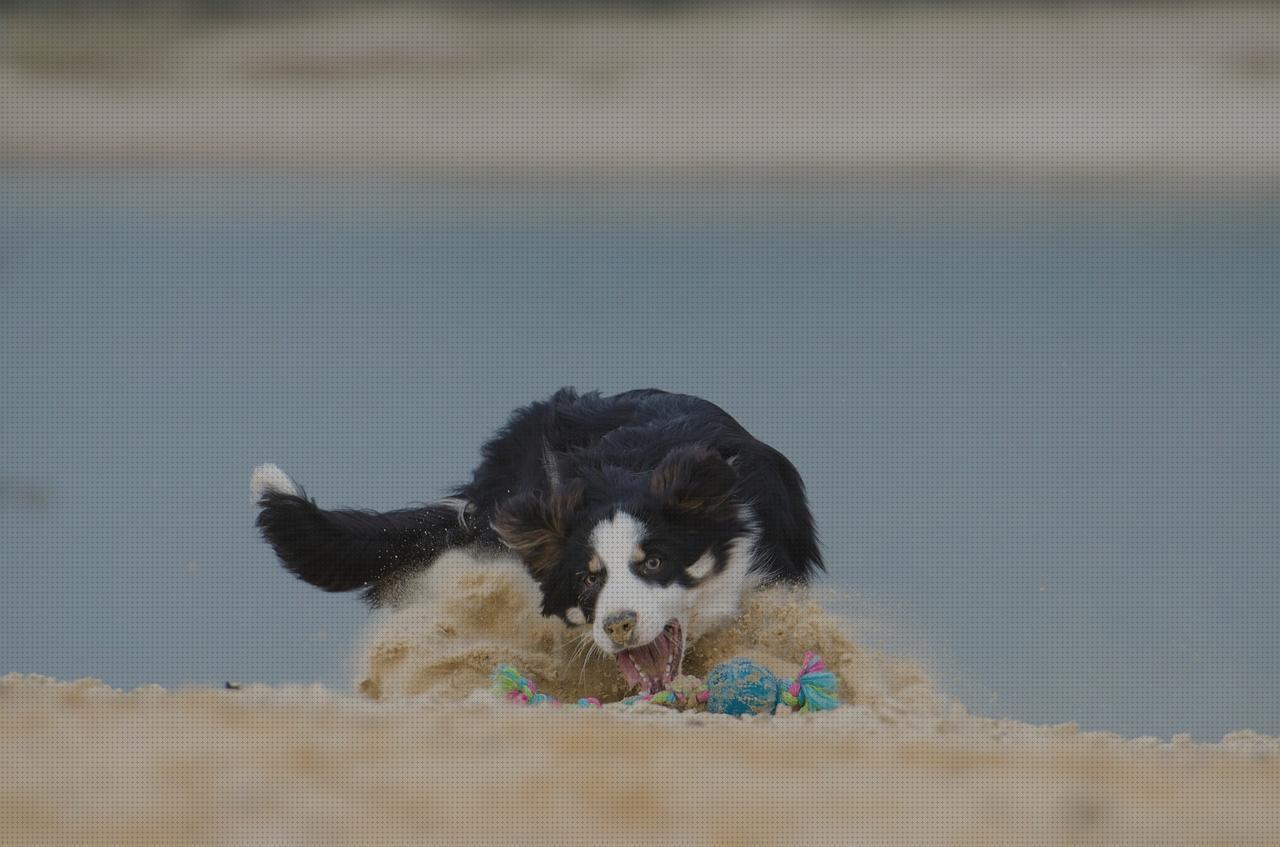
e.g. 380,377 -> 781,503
491,651 -> 838,717
778,651 -> 840,713
490,665 -> 602,708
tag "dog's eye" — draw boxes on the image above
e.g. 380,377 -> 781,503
641,556 -> 662,573
580,572 -> 599,587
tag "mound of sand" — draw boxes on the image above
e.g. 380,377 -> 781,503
355,548 -> 939,721
4,552 -> 1278,845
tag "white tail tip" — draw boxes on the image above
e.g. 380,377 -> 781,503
251,463 -> 299,503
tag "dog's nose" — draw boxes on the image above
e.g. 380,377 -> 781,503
604,611 -> 638,647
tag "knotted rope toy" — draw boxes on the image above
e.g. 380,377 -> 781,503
491,665 -> 602,708
491,651 -> 838,716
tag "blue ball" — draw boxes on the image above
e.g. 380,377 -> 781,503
705,659 -> 779,716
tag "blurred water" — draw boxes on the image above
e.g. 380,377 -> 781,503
1,170 -> 1276,739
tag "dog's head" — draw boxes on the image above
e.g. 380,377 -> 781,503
493,445 -> 756,693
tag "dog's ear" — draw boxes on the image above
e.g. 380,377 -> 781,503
649,445 -> 738,518
493,479 -> 585,579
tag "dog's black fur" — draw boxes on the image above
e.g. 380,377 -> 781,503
255,388 -> 822,616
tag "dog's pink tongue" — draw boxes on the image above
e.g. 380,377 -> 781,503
615,626 -> 680,694
615,651 -> 648,689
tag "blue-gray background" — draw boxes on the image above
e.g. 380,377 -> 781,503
2,171 -> 1276,740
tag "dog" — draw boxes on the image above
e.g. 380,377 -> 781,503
252,387 -> 822,694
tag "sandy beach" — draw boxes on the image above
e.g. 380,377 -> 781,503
4,6 -> 1279,843
5,551 -> 1278,846
2,5 -> 1278,187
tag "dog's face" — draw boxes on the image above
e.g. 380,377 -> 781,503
493,446 -> 756,693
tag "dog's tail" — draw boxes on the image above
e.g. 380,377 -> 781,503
250,464 -> 478,605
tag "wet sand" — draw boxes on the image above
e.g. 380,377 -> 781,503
2,5 -> 1278,187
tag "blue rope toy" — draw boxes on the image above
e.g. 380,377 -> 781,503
491,651 -> 839,716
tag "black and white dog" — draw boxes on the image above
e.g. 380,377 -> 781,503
252,388 -> 822,694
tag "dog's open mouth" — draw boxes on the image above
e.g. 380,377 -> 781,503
614,620 -> 684,694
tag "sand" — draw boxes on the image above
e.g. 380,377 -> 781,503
6,7 -> 1278,841
4,550 -> 1279,846
2,5 -> 1278,187
356,549 -> 941,716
